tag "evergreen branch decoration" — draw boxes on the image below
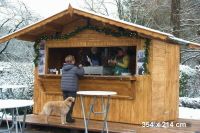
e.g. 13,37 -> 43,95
143,38 -> 151,74
34,25 -> 151,75
33,41 -> 40,66
34,25 -> 151,74
34,25 -> 138,66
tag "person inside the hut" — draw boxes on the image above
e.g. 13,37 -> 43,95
61,55 -> 84,123
78,48 -> 90,66
108,48 -> 130,75
87,47 -> 101,66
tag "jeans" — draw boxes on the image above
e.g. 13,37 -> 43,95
62,91 -> 76,120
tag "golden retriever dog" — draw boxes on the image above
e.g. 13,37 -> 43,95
41,97 -> 75,124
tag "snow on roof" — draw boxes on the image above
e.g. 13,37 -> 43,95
73,5 -> 173,37
0,3 -> 200,48
169,36 -> 200,46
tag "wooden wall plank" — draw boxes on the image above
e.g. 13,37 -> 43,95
34,74 -> 153,124
150,40 -> 179,121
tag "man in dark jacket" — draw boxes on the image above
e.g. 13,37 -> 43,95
61,55 -> 84,123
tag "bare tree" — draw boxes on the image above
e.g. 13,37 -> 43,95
179,0 -> 200,42
0,19 -> 24,54
171,0 -> 181,37
83,0 -> 110,16
0,1 -> 39,100
82,0 -> 172,32
0,0 -> 40,62
115,0 -> 124,19
181,49 -> 200,66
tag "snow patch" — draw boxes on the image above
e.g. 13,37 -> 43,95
180,97 -> 200,109
179,107 -> 200,120
0,61 -> 34,100
179,65 -> 196,76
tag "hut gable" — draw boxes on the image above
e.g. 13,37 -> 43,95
0,4 -> 199,48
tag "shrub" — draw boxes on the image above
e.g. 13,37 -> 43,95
179,65 -> 200,97
180,97 -> 200,109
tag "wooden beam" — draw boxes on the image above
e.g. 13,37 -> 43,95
62,17 -> 85,28
68,4 -> 74,17
47,23 -> 63,31
28,24 -> 64,34
17,34 -> 38,41
42,26 -> 61,32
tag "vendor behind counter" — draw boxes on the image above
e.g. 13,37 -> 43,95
47,47 -> 135,75
108,48 -> 130,75
87,47 -> 101,66
78,47 -> 101,66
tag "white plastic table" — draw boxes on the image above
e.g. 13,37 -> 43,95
77,91 -> 117,133
0,85 -> 28,99
0,99 -> 34,133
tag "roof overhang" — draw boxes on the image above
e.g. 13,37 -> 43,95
0,4 -> 200,49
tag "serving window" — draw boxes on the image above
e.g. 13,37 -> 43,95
47,46 -> 136,75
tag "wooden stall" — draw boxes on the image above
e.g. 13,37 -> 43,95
0,4 -> 200,124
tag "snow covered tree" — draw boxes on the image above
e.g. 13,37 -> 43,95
180,65 -> 200,97
0,1 -> 40,100
0,0 -> 40,62
171,0 -> 181,37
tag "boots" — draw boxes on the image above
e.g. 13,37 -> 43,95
66,102 -> 75,123
66,111 -> 75,123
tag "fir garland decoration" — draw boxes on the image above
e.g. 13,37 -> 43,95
34,24 -> 151,74
143,38 -> 151,74
33,25 -> 138,66
33,40 -> 40,66
34,25 -> 151,74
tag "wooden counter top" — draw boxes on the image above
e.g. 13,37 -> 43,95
37,74 -> 136,100
38,74 -> 136,81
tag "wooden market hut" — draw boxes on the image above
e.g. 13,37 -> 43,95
0,4 -> 200,125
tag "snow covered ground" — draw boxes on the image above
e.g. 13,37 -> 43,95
0,62 -> 34,99
179,107 -> 200,120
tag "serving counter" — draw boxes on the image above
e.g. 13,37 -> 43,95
38,74 -> 136,99
33,72 -> 153,124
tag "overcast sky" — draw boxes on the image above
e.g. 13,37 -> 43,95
20,0 -> 84,17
